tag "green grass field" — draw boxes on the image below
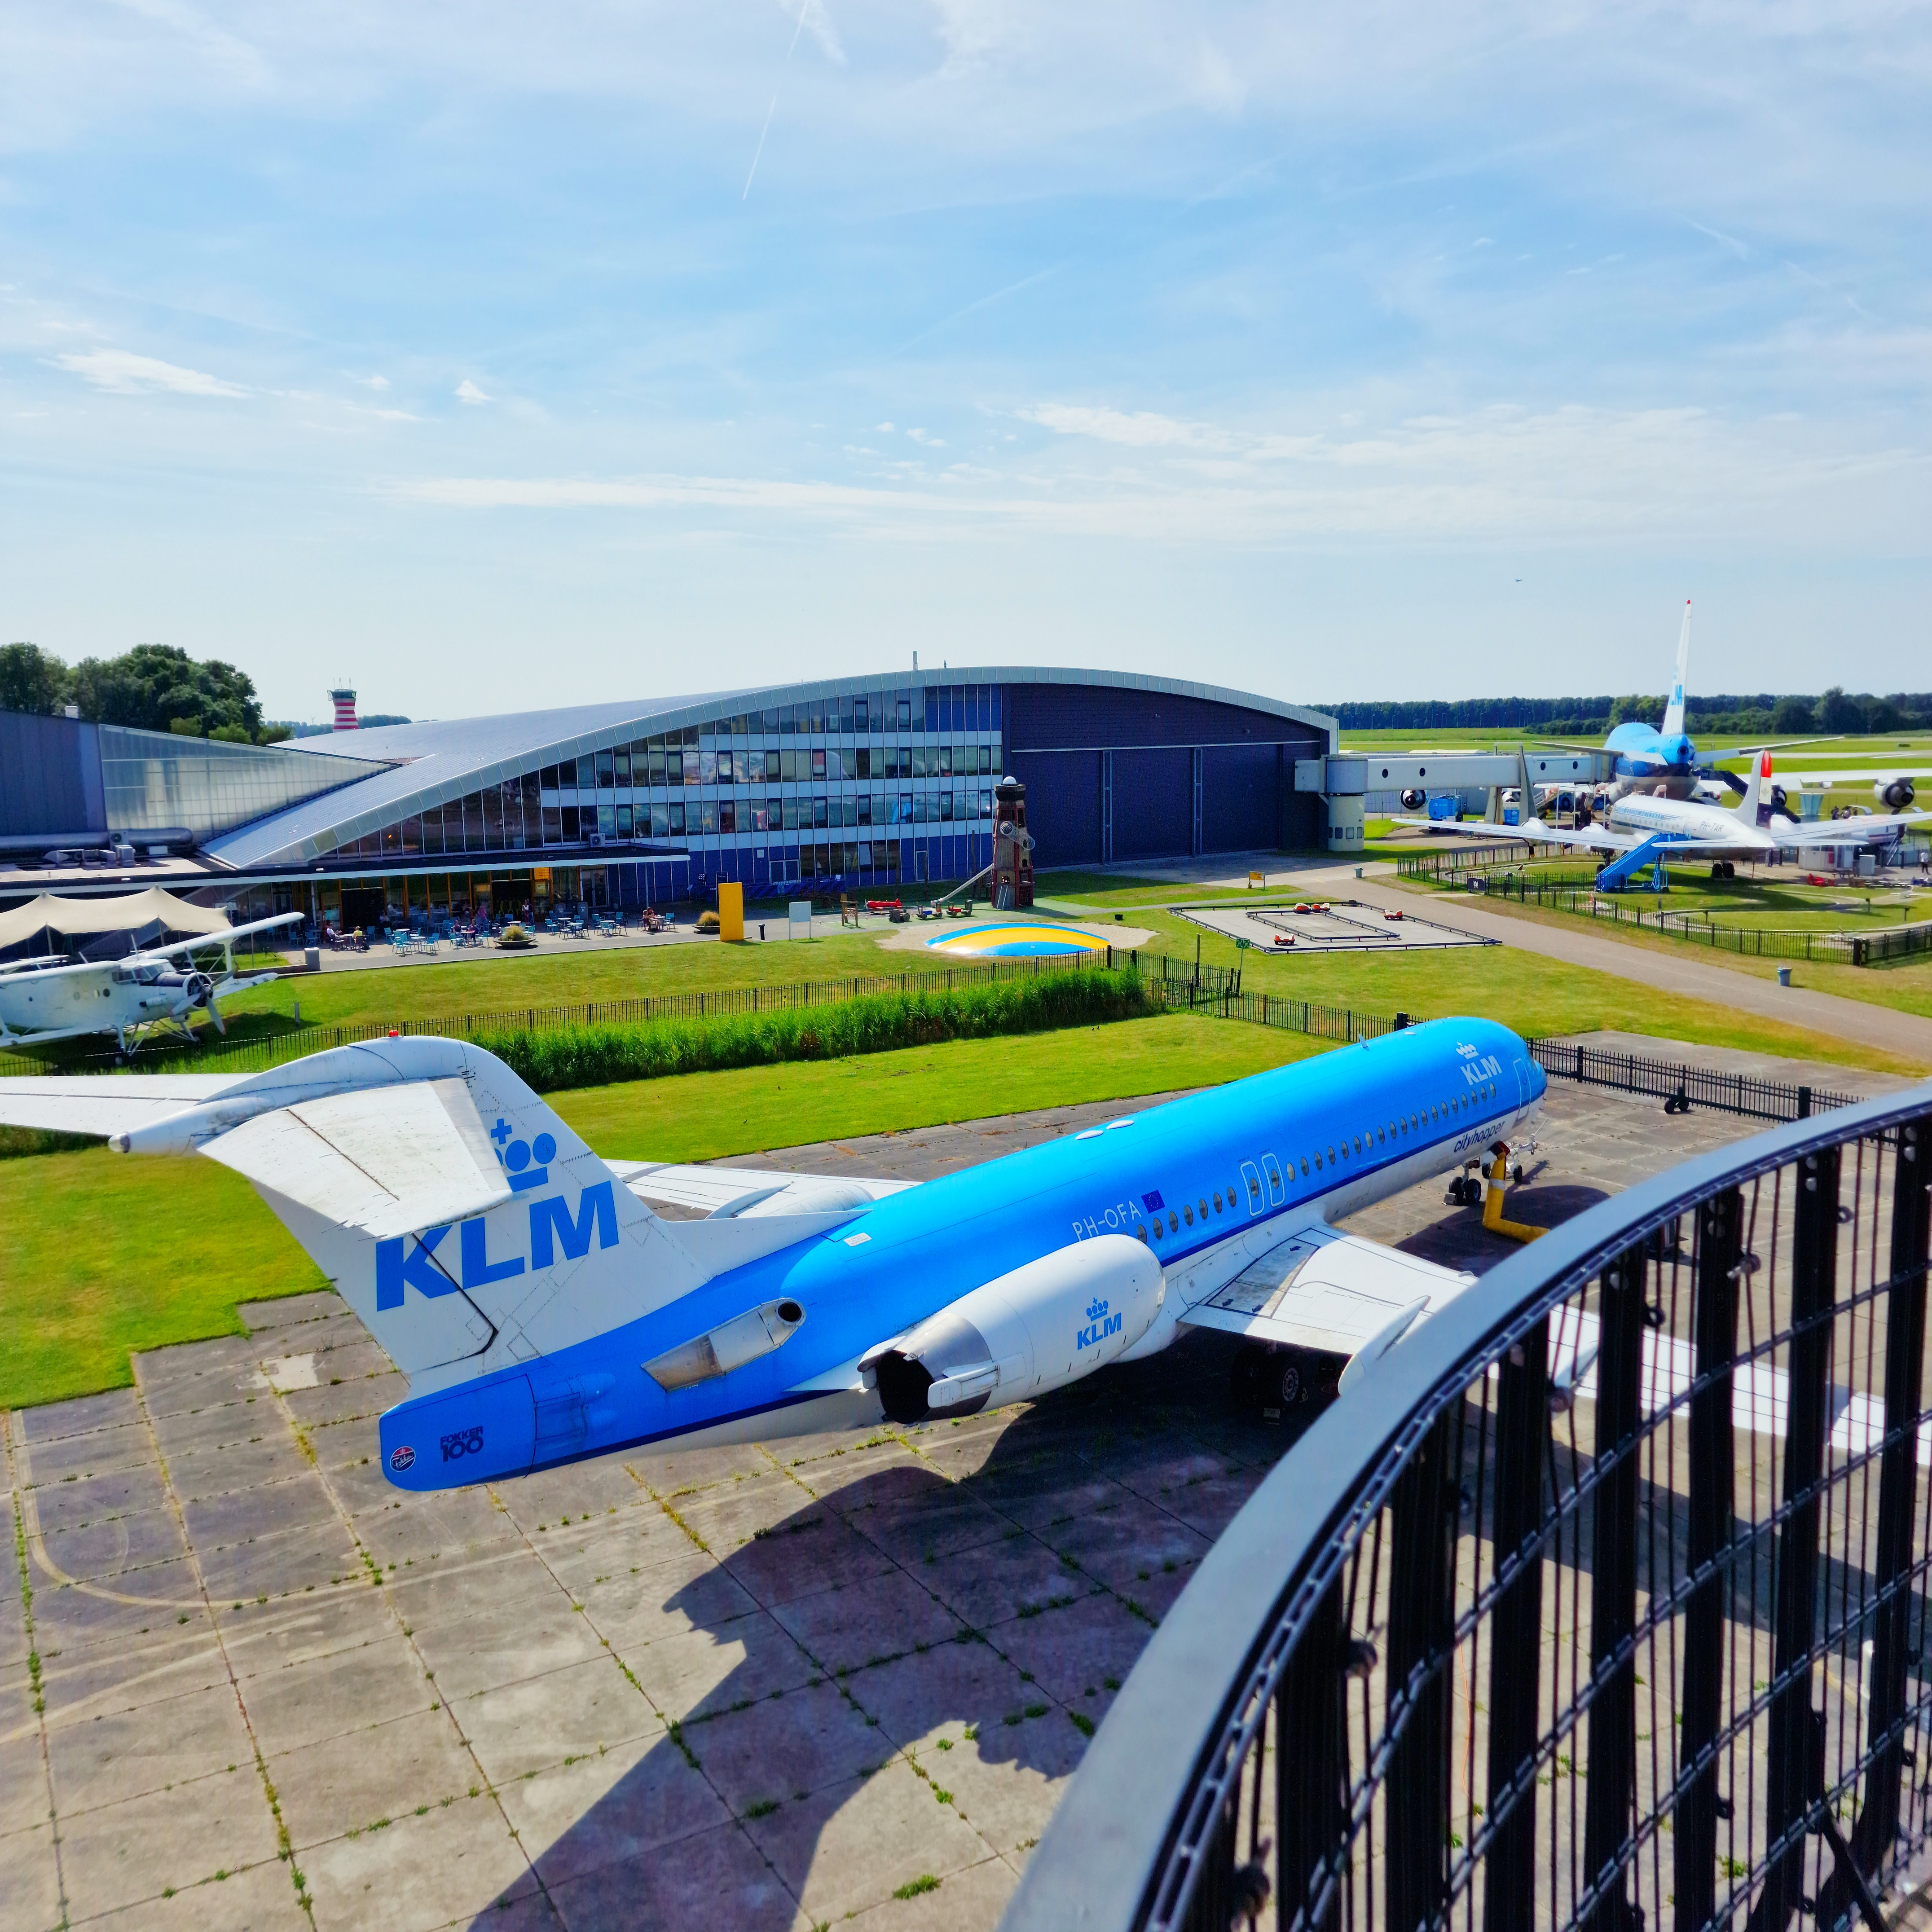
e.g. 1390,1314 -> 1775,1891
0,1012 -> 1318,1412
1399,864 -> 1932,1025
125,866 -> 1932,1073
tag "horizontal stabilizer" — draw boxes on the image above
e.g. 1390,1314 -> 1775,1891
201,1077 -> 510,1241
0,1073 -> 248,1139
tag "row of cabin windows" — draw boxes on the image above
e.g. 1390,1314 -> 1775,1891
1300,1079 -> 1501,1175
1133,1080 -> 1505,1242
1141,1183 -> 1245,1241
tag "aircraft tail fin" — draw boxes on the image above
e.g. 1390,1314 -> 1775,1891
182,1039 -> 702,1387
1661,599 -> 1691,741
1733,749 -> 1770,828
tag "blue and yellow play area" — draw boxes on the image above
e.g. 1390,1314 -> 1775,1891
923,919 -> 1112,958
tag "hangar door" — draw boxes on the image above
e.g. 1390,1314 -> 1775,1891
1009,750 -> 1100,869
1112,748 -> 1193,860
1201,744 -> 1278,853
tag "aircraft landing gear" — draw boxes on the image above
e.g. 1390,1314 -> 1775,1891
1708,860 -> 1735,880
1446,1171 -> 1483,1207
1232,1342 -> 1339,1412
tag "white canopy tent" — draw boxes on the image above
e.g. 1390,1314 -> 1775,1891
0,889 -> 234,953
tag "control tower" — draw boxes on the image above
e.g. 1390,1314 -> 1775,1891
328,687 -> 358,731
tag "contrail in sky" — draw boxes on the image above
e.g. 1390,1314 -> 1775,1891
743,0 -> 814,202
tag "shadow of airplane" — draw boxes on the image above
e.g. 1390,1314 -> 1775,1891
468,1327 -> 1317,1928
470,1183 -> 1632,1926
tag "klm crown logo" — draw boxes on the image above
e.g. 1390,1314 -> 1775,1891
1077,1295 -> 1123,1352
491,1117 -> 557,1193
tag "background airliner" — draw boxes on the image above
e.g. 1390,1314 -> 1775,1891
1409,748 -> 1930,888
0,1019 -> 1545,1486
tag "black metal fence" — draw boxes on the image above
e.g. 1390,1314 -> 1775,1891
1530,1038 -> 1866,1124
1395,861 -> 1932,966
1002,1084 -> 1932,1932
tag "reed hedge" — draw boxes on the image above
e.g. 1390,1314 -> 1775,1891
473,968 -> 1159,1092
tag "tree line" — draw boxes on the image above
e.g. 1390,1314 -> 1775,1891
1326,688 -> 1932,738
0,642 -> 405,742
0,641 -> 282,744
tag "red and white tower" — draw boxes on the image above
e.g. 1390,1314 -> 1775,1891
328,687 -> 358,731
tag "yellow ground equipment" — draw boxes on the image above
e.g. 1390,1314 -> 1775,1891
1481,1144 -> 1546,1244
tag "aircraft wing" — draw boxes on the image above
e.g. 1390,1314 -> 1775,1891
1752,767 -> 1932,786
1390,813 -> 1633,854
0,1072 -> 252,1137
611,1160 -> 913,1215
143,911 -> 304,961
1775,811 -> 1931,847
1177,1226 -> 1474,1355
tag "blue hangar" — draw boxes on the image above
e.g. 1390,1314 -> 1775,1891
0,669 -> 1333,925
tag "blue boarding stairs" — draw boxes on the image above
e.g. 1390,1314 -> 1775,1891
1594,832 -> 1681,895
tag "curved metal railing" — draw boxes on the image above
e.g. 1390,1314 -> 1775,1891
1002,1083 -> 1932,1932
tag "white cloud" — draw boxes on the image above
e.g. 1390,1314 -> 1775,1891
381,403 -> 1928,551
454,379 -> 492,404
54,349 -> 247,396
876,421 -> 895,432
349,372 -> 390,391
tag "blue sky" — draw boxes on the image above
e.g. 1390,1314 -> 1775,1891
3,1 -> 1928,721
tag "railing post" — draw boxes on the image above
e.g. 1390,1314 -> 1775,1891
1844,1115 -> 1932,1893
1676,1188 -> 1742,1930
1276,1574 -> 1349,1930
1748,1145 -> 1841,1932
1386,1411 -> 1458,1932
1583,1247 -> 1649,1932
1484,1316 -> 1550,1932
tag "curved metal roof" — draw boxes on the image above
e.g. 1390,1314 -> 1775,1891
206,669 -> 1336,871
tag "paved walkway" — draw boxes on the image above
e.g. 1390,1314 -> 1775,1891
1350,875 -> 1932,1065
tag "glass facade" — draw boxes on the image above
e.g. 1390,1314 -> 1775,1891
325,682 -> 1005,896
100,725 -> 390,841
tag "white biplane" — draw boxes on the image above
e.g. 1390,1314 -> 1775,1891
0,889 -> 303,1055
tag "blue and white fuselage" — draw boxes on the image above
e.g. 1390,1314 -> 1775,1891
0,1015 -> 1547,1493
365,1017 -> 1544,1488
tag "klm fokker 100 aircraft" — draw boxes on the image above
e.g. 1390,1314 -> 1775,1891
0,1018 -> 1545,1490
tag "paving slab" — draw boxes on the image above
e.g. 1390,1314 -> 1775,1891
454,1655 -> 656,1783
742,1758 -> 991,1923
617,1605 -> 818,1724
273,1706 -> 482,1848
85,1854 -> 312,1930
57,1772 -> 283,1920
241,1633 -> 439,1754
0,1822 -> 65,1932
494,1732 -> 728,1889
298,1789 -> 537,1932
541,1817 -> 801,1932
46,1679 -> 254,1815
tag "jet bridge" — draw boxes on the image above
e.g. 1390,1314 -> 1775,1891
1297,748 -> 1617,851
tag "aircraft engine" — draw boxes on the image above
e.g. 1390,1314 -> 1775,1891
863,1235 -> 1163,1425
1876,776 -> 1916,810
159,969 -> 216,1006
739,1177 -> 880,1216
1399,788 -> 1426,812
1768,784 -> 1792,819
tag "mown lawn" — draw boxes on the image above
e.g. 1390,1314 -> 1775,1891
0,1013 -> 1319,1411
